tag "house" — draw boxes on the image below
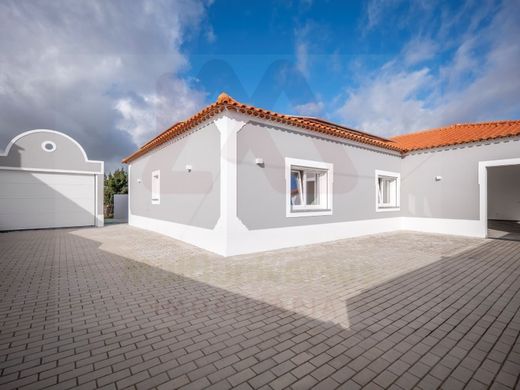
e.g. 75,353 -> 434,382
0,129 -> 104,230
122,93 -> 520,256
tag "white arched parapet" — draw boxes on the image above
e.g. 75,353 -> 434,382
0,129 -> 104,174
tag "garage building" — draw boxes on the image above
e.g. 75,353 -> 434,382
0,129 -> 104,230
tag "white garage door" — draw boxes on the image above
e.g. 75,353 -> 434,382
0,170 -> 95,230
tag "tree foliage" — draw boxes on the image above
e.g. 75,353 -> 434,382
104,168 -> 128,217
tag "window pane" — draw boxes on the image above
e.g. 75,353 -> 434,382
305,172 -> 317,205
152,171 -> 160,202
377,175 -> 397,207
378,177 -> 383,203
289,165 -> 330,211
291,170 -> 302,205
383,179 -> 391,204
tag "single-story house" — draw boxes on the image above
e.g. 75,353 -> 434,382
0,129 -> 104,230
122,93 -> 520,256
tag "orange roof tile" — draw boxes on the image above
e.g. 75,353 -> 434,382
122,92 -> 520,163
392,120 -> 520,152
122,93 -> 401,163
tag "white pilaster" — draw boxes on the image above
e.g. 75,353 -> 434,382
214,112 -> 248,256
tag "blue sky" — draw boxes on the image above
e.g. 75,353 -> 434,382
186,0 -> 520,131
0,0 -> 519,170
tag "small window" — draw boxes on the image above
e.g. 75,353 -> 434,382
41,141 -> 56,152
286,158 -> 333,217
151,170 -> 160,204
375,170 -> 400,211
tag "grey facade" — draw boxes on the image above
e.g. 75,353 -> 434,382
401,138 -> 520,220
0,131 -> 103,174
129,122 -> 220,229
237,121 -> 402,229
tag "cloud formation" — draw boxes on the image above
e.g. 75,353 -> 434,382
340,0 -> 520,136
0,0 -> 210,171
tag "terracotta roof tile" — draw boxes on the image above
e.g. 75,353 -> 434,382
122,93 -> 400,163
392,120 -> 520,152
122,92 -> 519,163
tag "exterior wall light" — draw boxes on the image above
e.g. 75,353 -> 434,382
186,165 -> 192,172
255,158 -> 264,166
435,176 -> 443,181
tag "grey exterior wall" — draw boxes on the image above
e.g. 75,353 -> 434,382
237,121 -> 402,230
0,130 -> 104,216
129,122 -> 220,229
488,165 -> 520,221
0,131 -> 102,173
401,138 -> 520,220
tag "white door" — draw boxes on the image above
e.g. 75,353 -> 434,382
0,170 -> 95,230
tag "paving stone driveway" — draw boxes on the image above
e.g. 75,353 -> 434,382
0,226 -> 519,390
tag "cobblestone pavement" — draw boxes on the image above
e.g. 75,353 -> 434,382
0,226 -> 519,389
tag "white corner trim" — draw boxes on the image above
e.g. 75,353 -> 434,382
213,112 -> 248,253
375,169 -> 400,212
128,164 -> 132,220
478,157 -> 520,238
95,174 -> 104,227
285,157 -> 334,218
0,129 -> 104,174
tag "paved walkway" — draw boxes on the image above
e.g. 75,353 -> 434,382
488,219 -> 520,241
0,227 -> 519,389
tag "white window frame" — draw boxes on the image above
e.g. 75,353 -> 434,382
375,169 -> 400,212
285,157 -> 333,218
151,169 -> 160,205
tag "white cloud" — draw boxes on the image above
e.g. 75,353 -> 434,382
338,0 -> 520,137
293,21 -> 324,78
403,38 -> 439,65
293,100 -> 325,117
365,0 -> 402,31
295,41 -> 309,77
337,68 -> 435,136
115,78 -> 206,146
0,0 -> 211,171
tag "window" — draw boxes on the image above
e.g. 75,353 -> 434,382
375,170 -> 400,211
41,141 -> 56,152
151,170 -> 160,204
286,158 -> 333,217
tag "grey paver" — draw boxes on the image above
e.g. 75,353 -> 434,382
0,227 -> 519,390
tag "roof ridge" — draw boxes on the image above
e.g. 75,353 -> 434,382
392,119 -> 520,140
452,119 -> 520,126
122,92 -> 520,163
290,115 -> 394,143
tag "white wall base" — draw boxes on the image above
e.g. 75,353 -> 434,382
129,214 -> 487,257
129,214 -> 406,256
129,213 -> 226,255
401,217 -> 484,238
228,218 -> 402,256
